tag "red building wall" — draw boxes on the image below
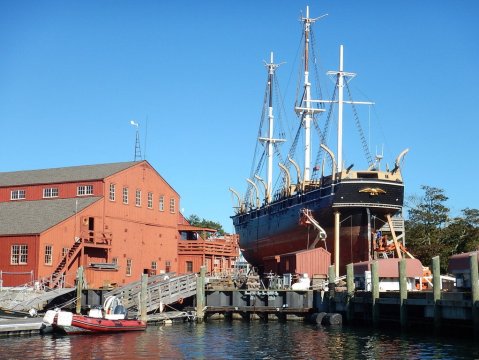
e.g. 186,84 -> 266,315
1,161 -> 181,288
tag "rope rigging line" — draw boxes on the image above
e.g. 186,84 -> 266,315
345,80 -> 374,167
312,79 -> 338,179
244,73 -> 271,203
310,29 -> 325,110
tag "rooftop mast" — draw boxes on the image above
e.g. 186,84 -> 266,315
295,6 -> 327,182
327,45 -> 373,172
258,52 -> 285,203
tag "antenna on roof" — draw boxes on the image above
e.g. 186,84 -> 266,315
130,120 -> 142,161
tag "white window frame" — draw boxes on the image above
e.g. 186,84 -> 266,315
109,183 -> 116,201
169,198 -> 176,213
77,185 -> 93,196
159,195 -> 165,211
45,245 -> 53,265
126,259 -> 132,276
147,192 -> 153,209
135,189 -> 141,207
123,187 -> 129,204
43,188 -> 59,198
62,247 -> 69,258
11,245 -> 28,265
10,190 -> 26,200
151,261 -> 157,271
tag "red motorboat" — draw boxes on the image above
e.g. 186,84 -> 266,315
43,296 -> 146,334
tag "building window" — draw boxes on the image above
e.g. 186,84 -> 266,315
165,260 -> 171,273
109,183 -> 116,201
123,187 -> 129,204
147,192 -> 153,209
77,185 -> 93,196
135,189 -> 141,207
151,261 -> 157,271
45,245 -> 53,265
10,190 -> 25,200
43,188 -> 59,198
62,247 -> 69,258
112,257 -> 118,265
169,198 -> 176,213
186,261 -> 193,272
126,259 -> 132,276
159,196 -> 165,211
11,245 -> 28,265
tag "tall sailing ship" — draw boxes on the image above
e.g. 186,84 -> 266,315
230,6 -> 409,275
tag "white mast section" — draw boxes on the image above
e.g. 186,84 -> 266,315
326,45 -> 373,173
258,52 -> 285,204
295,6 -> 327,182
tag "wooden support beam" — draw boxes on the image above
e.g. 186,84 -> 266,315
432,256 -> 441,332
75,266 -> 83,314
196,266 -> 206,323
470,253 -> 479,335
346,263 -> 354,322
140,274 -> 148,322
371,261 -> 379,326
399,259 -> 407,328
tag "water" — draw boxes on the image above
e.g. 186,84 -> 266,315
1,321 -> 479,359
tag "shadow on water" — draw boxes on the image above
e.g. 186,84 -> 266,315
1,321 -> 479,359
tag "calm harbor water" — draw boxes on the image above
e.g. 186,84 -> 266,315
1,321 -> 479,359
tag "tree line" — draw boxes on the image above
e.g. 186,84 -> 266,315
405,185 -> 479,272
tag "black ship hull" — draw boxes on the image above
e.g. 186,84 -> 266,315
232,177 -> 404,274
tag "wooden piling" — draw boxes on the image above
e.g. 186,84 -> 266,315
196,265 -> 206,323
470,252 -> 479,334
75,266 -> 83,314
399,258 -> 407,328
432,256 -> 441,331
371,261 -> 379,326
140,273 -> 148,322
346,263 -> 354,322
328,265 -> 336,313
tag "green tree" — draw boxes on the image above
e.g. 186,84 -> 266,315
407,185 -> 449,245
406,185 -> 450,271
187,214 -> 225,236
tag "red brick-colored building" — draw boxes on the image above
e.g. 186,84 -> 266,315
0,161 -> 180,288
177,221 -> 239,275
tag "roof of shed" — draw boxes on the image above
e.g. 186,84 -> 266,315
0,161 -> 140,187
0,197 -> 101,235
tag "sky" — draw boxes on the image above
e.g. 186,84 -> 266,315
1,1 -> 478,233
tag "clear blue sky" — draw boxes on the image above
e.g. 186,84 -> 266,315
1,1 -> 478,233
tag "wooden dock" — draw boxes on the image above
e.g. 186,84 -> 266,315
0,318 -> 44,336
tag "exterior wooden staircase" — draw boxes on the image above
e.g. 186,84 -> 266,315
45,239 -> 83,289
45,231 -> 112,289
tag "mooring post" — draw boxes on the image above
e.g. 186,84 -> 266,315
328,265 -> 336,312
371,261 -> 379,326
75,266 -> 83,314
196,265 -> 206,323
346,263 -> 354,322
140,273 -> 148,322
470,252 -> 479,335
432,256 -> 441,331
399,258 -> 408,328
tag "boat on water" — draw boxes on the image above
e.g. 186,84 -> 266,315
42,296 -> 146,334
230,6 -> 408,276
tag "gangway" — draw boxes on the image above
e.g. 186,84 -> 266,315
299,208 -> 327,249
104,273 -> 197,314
0,287 -> 75,312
